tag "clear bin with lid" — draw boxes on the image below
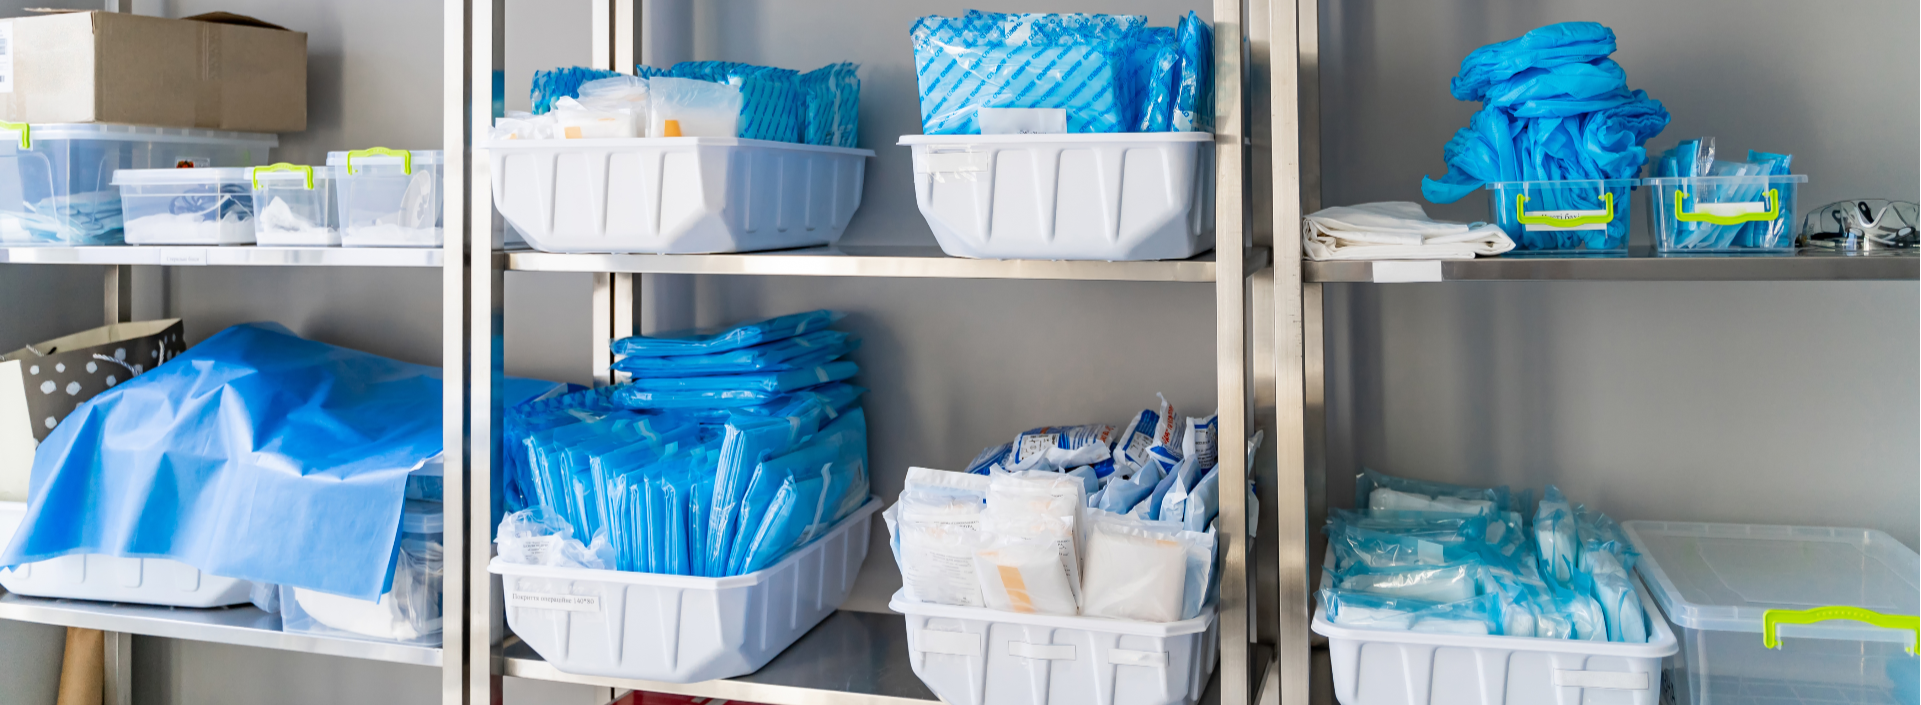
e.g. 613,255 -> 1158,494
249,164 -> 341,246
0,123 -> 275,245
1646,175 -> 1808,253
327,148 -> 443,247
282,499 -> 443,646
1484,179 -> 1635,255
112,168 -> 257,245
1623,521 -> 1920,705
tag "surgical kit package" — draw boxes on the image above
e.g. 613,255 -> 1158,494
489,310 -> 877,682
1422,22 -> 1672,255
1647,137 -> 1807,253
1312,469 -> 1678,705
520,61 -> 860,147
909,11 -> 1213,135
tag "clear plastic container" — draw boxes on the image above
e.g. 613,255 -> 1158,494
327,148 -> 443,248
1623,521 -> 1920,705
249,164 -> 340,246
1646,175 -> 1808,254
112,168 -> 257,245
282,499 -> 443,646
0,123 -> 275,245
1484,179 -> 1635,255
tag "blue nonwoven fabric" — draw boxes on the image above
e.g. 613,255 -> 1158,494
612,310 -> 842,358
612,330 -> 857,377
1449,22 -> 1617,103
531,66 -> 622,114
4,323 -> 438,601
910,12 -> 1146,135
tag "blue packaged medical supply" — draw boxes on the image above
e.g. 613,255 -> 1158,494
964,442 -> 1012,475
1009,424 -> 1118,467
619,361 -> 859,395
4,323 -> 438,601
1172,11 -> 1213,132
801,63 -> 861,148
910,12 -> 1144,135
612,330 -> 858,377
532,66 -> 622,114
612,310 -> 842,358
1123,27 -> 1179,132
703,414 -> 803,577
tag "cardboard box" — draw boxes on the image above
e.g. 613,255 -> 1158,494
0,11 -> 305,132
0,319 -> 185,502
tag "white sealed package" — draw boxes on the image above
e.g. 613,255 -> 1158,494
648,76 -> 743,138
1079,510 -> 1214,623
884,467 -> 992,607
1114,395 -> 1180,468
972,527 -> 1080,616
1368,486 -> 1496,516
982,470 -> 1087,607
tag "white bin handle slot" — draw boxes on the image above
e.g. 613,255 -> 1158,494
916,629 -> 982,657
1008,641 -> 1076,661
1107,649 -> 1169,667
1552,670 -> 1649,690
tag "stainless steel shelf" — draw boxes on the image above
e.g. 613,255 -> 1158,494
1304,248 -> 1919,282
505,245 -> 1266,282
501,610 -> 936,705
0,246 -> 443,267
0,593 -> 442,666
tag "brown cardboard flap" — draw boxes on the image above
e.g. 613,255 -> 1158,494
182,11 -> 289,32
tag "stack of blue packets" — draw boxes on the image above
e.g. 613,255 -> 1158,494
504,310 -> 870,577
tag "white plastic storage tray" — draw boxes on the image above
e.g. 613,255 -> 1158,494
0,501 -> 252,608
898,132 -> 1216,261
1623,521 -> 1920,705
1312,577 -> 1678,705
890,592 -> 1219,705
492,498 -> 879,683
488,137 -> 873,254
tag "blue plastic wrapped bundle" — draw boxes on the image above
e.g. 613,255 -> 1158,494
1421,22 -> 1670,207
1173,11 -> 1214,132
612,310 -> 841,357
911,11 -> 1143,134
532,66 -> 622,114
801,63 -> 862,148
1123,27 -> 1179,132
667,61 -> 803,143
1651,139 -> 1800,251
613,330 -> 858,378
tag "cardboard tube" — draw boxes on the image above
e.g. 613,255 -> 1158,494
56,627 -> 103,705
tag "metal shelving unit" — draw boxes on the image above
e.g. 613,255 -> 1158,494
0,246 -> 443,268
507,245 -> 1269,282
0,594 -> 441,666
1305,249 -> 1919,283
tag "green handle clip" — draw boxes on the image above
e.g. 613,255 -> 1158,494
345,147 -> 412,176
251,163 -> 313,190
0,121 -> 29,149
1675,188 -> 1780,226
1516,191 -> 1616,228
1762,606 -> 1919,655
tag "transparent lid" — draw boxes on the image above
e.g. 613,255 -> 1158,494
110,167 -> 254,185
402,499 -> 443,535
250,165 -> 336,184
325,150 -> 445,167
1,123 -> 278,146
1624,521 -> 1919,640
1484,178 -> 1637,188
1642,175 -> 1808,185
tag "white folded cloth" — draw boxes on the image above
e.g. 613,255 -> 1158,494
1303,202 -> 1516,261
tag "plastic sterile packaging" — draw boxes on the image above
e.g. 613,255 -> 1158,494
282,500 -> 444,646
648,77 -> 743,138
884,467 -> 991,607
328,149 -> 444,247
972,530 -> 1079,616
911,12 -> 1145,135
1079,511 -> 1213,622
613,310 -> 841,357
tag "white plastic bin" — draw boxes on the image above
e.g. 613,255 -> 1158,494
1624,521 -> 1920,705
488,137 -> 873,254
327,149 -> 444,247
0,123 -> 275,245
1312,578 -> 1677,705
898,132 -> 1215,261
491,498 -> 879,683
113,168 -> 257,245
250,164 -> 341,246
891,591 -> 1218,705
0,501 -> 253,608
281,499 -> 443,645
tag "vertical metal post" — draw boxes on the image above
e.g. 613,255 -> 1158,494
1213,0 -> 1252,703
592,0 -> 640,75
103,265 -> 131,326
103,631 -> 131,705
590,273 -> 635,386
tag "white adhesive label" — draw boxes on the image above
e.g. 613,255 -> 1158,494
979,108 -> 1067,135
0,22 -> 14,94
1371,260 -> 1443,283
508,591 -> 601,612
159,248 -> 209,266
1696,201 -> 1768,217
1017,433 -> 1059,462
916,630 -> 982,657
1523,208 -> 1608,231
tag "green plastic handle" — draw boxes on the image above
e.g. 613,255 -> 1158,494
0,121 -> 28,149
1763,606 -> 1919,656
1516,191 -> 1615,228
1675,188 -> 1780,226
251,163 -> 313,190
345,147 -> 412,176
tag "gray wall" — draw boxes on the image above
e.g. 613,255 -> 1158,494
0,0 -> 1914,702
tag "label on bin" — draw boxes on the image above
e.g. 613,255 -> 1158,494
0,22 -> 14,93
1523,209 -> 1607,231
509,591 -> 602,612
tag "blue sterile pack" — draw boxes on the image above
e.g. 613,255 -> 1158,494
531,66 -> 623,114
801,63 -> 862,148
1008,424 -> 1118,468
613,330 -> 858,377
612,310 -> 842,357
1650,138 -> 1801,251
0,323 -> 557,601
964,442 -> 1012,475
1421,22 -> 1670,207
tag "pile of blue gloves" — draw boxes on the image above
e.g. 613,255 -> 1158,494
1318,469 -> 1649,643
1422,22 -> 1672,240
910,11 -> 1212,135
500,310 -> 870,578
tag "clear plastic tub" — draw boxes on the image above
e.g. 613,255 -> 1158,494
1646,175 -> 1808,254
1484,179 -> 1635,255
0,123 -> 276,245
1623,521 -> 1920,705
250,164 -> 340,246
281,499 -> 443,646
112,168 -> 257,245
327,148 -> 443,248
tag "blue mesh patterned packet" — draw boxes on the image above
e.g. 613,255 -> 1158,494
801,63 -> 861,147
910,12 -> 1143,135
531,66 -> 622,114
1124,27 -> 1179,132
1173,11 -> 1214,132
